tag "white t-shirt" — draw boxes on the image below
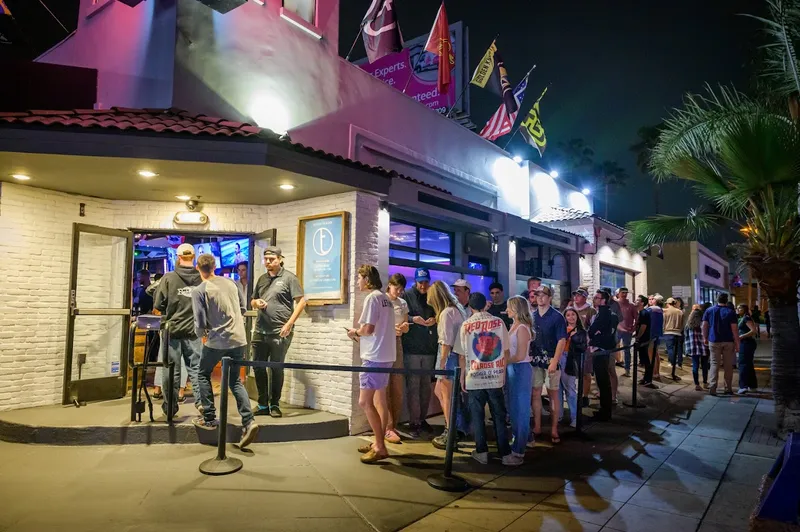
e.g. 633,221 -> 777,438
438,306 -> 465,355
390,296 -> 408,326
358,290 -> 397,363
460,311 -> 509,390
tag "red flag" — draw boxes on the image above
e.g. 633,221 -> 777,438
423,2 -> 454,97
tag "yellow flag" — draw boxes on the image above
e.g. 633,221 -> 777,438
519,87 -> 548,156
470,41 -> 497,88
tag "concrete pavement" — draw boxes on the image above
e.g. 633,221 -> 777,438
0,341 -> 782,532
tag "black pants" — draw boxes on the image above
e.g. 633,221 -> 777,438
738,342 -> 758,389
252,332 -> 292,408
638,343 -> 654,383
593,354 -> 612,418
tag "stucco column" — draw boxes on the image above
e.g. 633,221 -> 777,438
377,206 -> 390,284
496,235 -> 516,294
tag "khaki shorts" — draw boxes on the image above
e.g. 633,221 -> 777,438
533,366 -> 561,389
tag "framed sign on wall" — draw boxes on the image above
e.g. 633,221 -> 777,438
297,211 -> 349,305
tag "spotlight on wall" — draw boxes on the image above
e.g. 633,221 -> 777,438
279,184 -> 295,190
138,170 -> 158,178
549,170 -> 559,178
11,174 -> 31,181
581,187 -> 591,195
512,155 -> 523,164
175,195 -> 191,201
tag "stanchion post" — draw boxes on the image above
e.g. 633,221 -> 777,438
200,356 -> 243,476
427,366 -> 470,492
167,359 -> 175,424
576,350 -> 584,435
623,343 -> 646,409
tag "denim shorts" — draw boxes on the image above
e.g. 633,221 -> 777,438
435,345 -> 460,381
360,360 -> 393,390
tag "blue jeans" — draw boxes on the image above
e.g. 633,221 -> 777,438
559,372 -> 578,425
617,331 -> 633,371
692,355 -> 709,386
161,336 -> 202,416
506,363 -> 532,454
198,345 -> 254,428
738,341 -> 758,389
469,388 -> 511,456
664,335 -> 680,367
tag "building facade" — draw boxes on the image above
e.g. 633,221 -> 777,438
646,241 -> 729,307
0,0 -> 589,431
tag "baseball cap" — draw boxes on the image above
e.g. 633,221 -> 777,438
534,285 -> 553,297
451,279 -> 471,289
176,243 -> 195,257
263,246 -> 283,257
414,268 -> 431,282
572,288 -> 588,298
468,292 -> 487,311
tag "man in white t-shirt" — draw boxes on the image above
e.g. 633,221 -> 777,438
348,265 -> 396,464
459,292 -> 513,465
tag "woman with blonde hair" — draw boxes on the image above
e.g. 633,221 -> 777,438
505,295 -> 533,463
427,280 -> 465,450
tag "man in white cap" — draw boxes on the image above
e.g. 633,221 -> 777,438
153,243 -> 203,418
451,279 -> 471,319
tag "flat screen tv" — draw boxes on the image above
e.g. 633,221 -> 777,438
220,238 -> 249,268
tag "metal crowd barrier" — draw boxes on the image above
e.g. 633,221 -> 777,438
198,357 -> 470,492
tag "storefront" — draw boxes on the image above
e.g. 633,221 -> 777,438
645,241 -> 729,306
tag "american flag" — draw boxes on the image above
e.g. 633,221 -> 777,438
0,0 -> 11,16
479,74 -> 529,141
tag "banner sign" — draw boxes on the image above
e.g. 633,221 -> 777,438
297,212 -> 349,305
356,21 -> 468,116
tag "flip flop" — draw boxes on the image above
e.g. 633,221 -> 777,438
551,434 -> 561,444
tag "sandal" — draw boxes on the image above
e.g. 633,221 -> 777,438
358,443 -> 374,454
551,434 -> 561,444
360,448 -> 389,464
152,391 -> 163,400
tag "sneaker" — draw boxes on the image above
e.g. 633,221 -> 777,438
612,398 -> 618,406
638,378 -> 648,385
672,375 -> 682,382
432,429 -> 451,450
360,448 -> 389,464
644,383 -> 658,389
703,383 -> 710,390
723,389 -> 733,395
269,405 -> 283,418
615,361 -> 625,368
406,424 -> 422,440
192,417 -> 219,430
385,429 -> 402,444
623,371 -> 631,377
471,450 -> 489,464
254,405 -> 271,416
526,433 -> 537,448
239,422 -> 260,449
695,385 -> 703,391
196,403 -> 205,414
420,420 -> 433,433
569,420 -> 577,429
502,453 -> 524,466
737,388 -> 748,395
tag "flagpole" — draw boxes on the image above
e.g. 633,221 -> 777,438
344,21 -> 367,62
445,33 -> 500,118
503,79 -> 550,152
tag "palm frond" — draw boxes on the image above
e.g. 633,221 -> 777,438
626,209 -> 728,252
743,0 -> 800,96
649,85 -> 773,180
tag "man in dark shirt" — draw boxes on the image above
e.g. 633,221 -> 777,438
634,295 -> 655,387
702,293 -> 739,395
588,290 -> 619,421
134,269 -> 154,315
487,282 -> 513,329
251,246 -> 306,417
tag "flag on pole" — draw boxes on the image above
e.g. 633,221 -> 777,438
424,2 -> 454,97
519,87 -> 548,156
479,73 -> 530,141
0,0 -> 12,16
361,0 -> 403,63
470,41 -> 517,114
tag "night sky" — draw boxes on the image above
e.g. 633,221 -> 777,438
341,0 -> 763,244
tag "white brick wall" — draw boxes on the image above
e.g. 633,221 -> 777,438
0,183 -> 382,434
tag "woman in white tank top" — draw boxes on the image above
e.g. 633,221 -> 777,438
505,296 -> 534,463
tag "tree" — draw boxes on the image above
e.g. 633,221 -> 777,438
631,124 -> 664,213
548,138 -> 595,184
627,85 -> 800,435
594,160 -> 629,219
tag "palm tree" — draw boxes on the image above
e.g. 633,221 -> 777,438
631,124 -> 663,213
627,86 -> 800,435
594,160 -> 629,219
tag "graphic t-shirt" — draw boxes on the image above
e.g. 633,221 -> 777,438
358,290 -> 397,363
460,311 -> 509,390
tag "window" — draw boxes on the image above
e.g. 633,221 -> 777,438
600,265 -> 627,292
283,0 -> 316,24
389,220 -> 452,265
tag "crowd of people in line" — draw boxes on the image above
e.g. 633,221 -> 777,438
138,243 -> 764,465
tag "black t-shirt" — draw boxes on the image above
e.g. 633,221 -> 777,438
252,268 -> 304,335
636,309 -> 651,342
487,302 -> 512,329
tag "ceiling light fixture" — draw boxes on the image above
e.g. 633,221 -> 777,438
11,174 -> 31,181
138,170 -> 158,178
279,184 -> 295,190
175,195 -> 191,201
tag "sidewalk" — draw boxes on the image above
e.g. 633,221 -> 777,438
0,342 -> 781,532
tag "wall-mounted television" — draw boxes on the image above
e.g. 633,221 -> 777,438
220,238 -> 249,268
